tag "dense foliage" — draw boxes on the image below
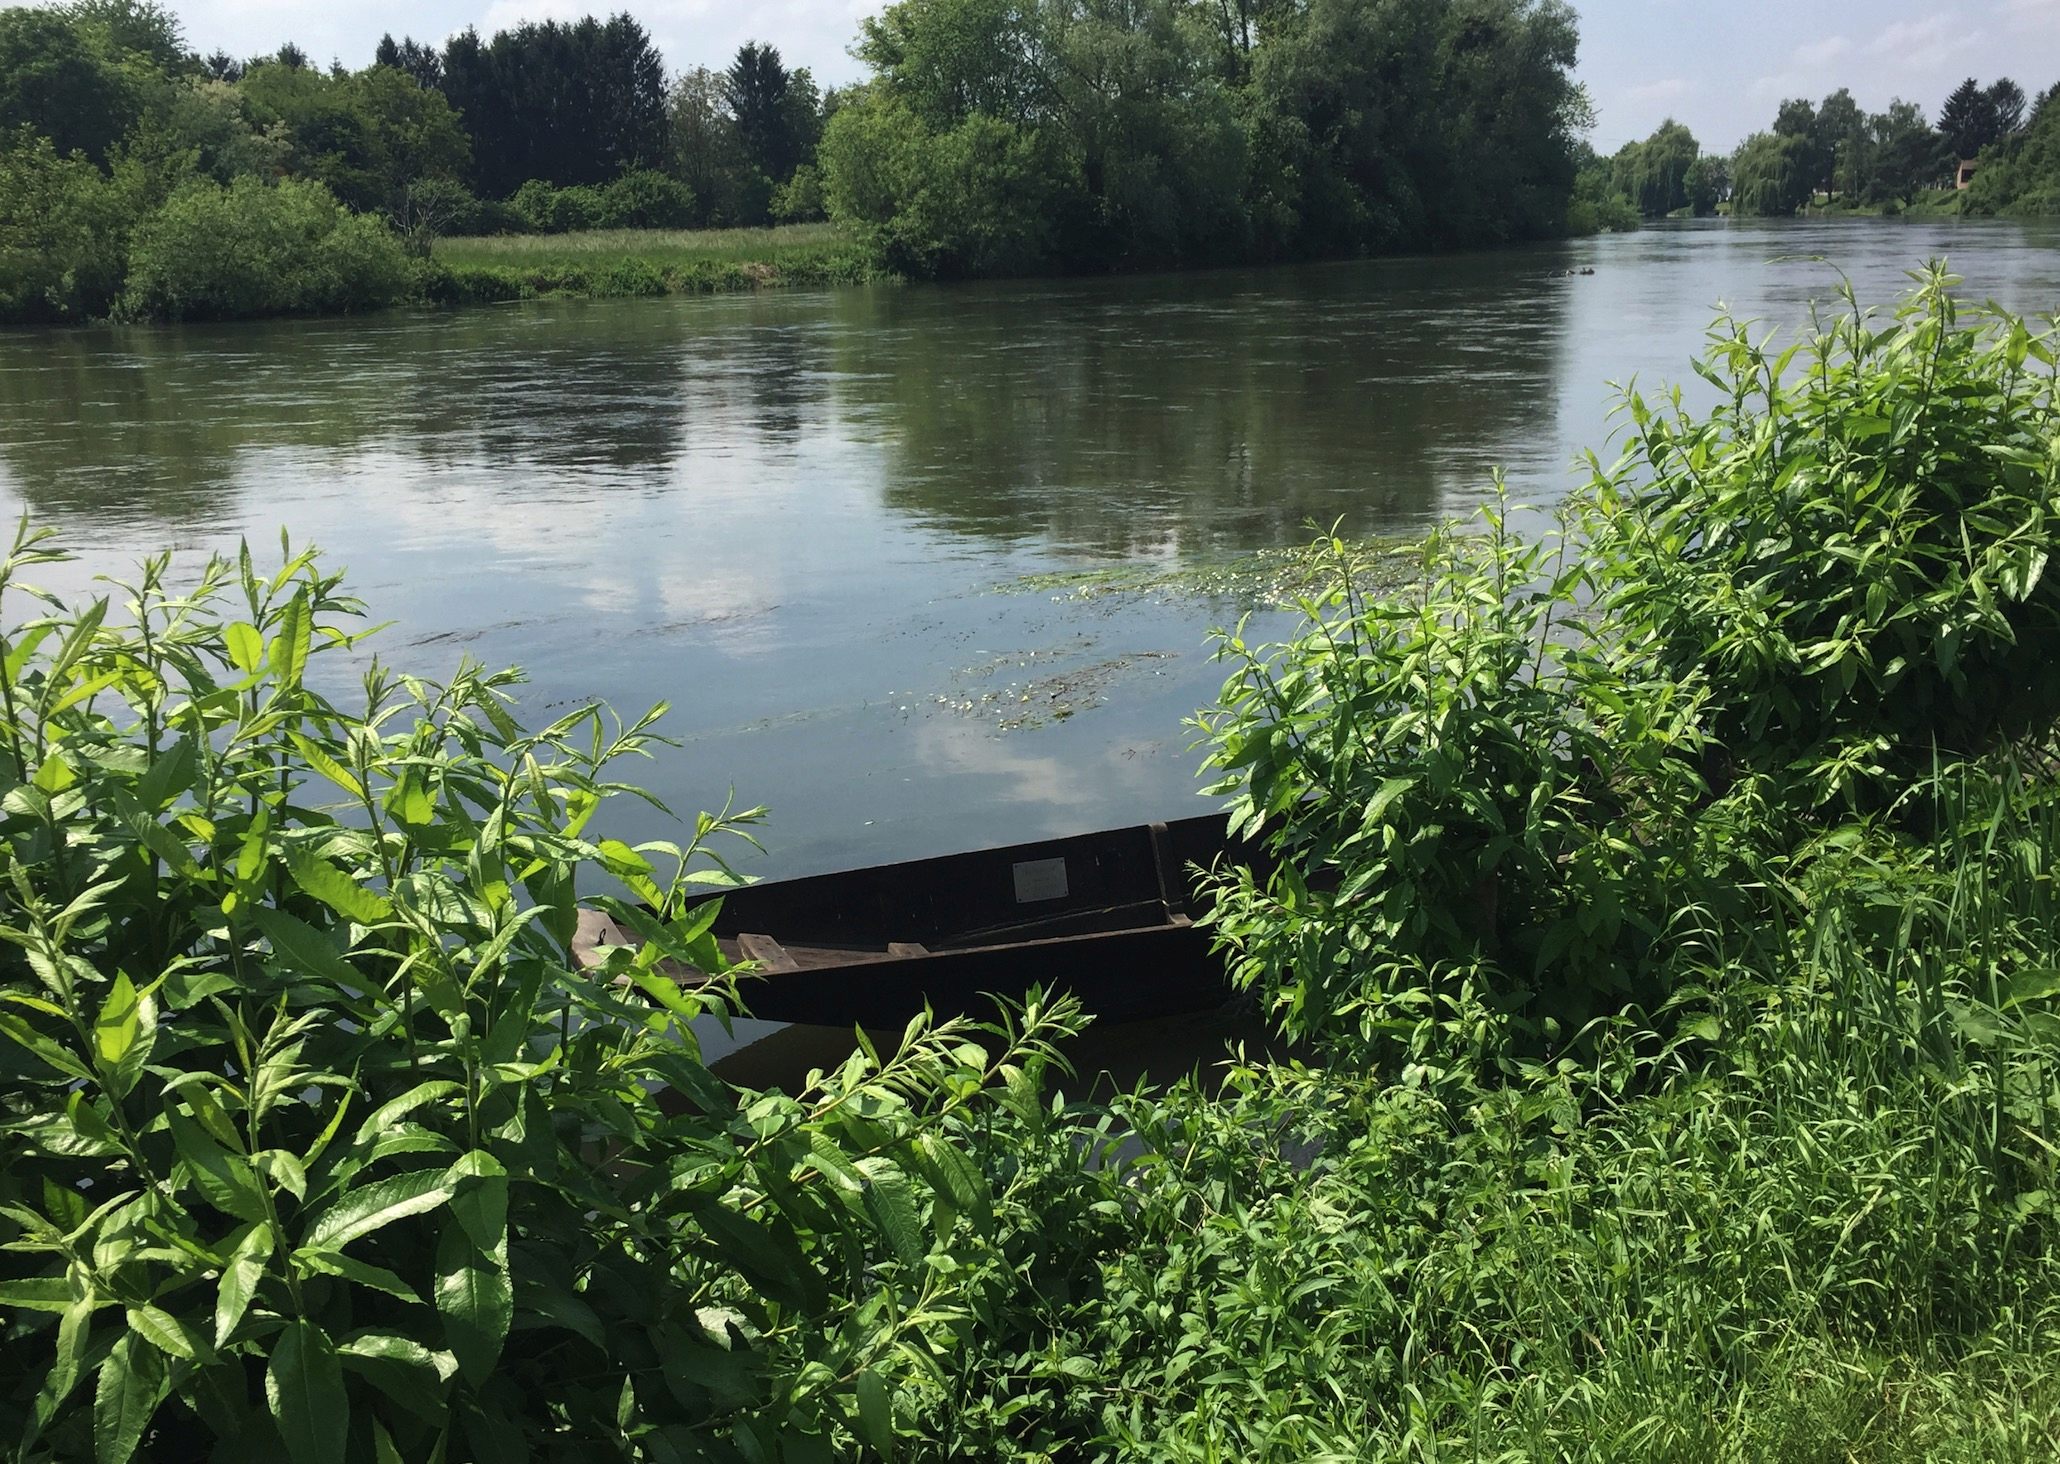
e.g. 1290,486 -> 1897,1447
123,175 -> 414,321
0,527 -> 1092,1461
1585,76 -> 2054,221
820,0 -> 1593,277
896,266 -> 2060,1458
1965,85 -> 2060,215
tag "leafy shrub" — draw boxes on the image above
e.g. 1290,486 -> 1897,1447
595,257 -> 668,297
120,176 -> 415,321
0,527 -> 1085,1461
1586,266 -> 2060,802
1196,509 -> 1744,1057
598,170 -> 697,229
821,94 -> 1069,279
771,165 -> 826,224
0,128 -> 131,323
509,179 -> 604,234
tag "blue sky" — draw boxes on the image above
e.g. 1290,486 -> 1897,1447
158,0 -> 2060,154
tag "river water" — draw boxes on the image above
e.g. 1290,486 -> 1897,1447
4,219 -> 2058,886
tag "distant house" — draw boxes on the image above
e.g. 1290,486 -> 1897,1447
1956,158 -> 1979,189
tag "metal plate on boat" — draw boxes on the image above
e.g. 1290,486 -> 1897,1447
1012,857 -> 1069,903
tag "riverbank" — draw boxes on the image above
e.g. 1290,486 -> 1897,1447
425,222 -> 888,304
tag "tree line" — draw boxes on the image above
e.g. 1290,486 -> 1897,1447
1585,75 -> 2060,222
814,0 -> 1591,276
2,0 -> 1604,320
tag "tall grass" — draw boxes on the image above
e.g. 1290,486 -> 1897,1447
427,223 -> 879,304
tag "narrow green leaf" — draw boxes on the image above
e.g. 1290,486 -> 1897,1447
0,1012 -> 93,1081
858,1159 -> 926,1268
287,732 -> 365,799
125,1304 -> 203,1361
168,1110 -> 270,1225
215,1238 -> 268,1348
136,736 -> 198,811
435,1224 -> 512,1385
854,1370 -> 895,1460
249,906 -> 362,989
225,621 -> 264,674
267,1319 -> 348,1464
270,593 -> 312,689
285,849 -> 391,925
294,1248 -> 422,1303
445,1151 -> 508,1254
93,1332 -> 167,1464
94,973 -> 141,1068
305,1168 -> 453,1252
341,1333 -> 457,1423
32,1293 -> 94,1439
0,1275 -> 77,1311
354,1081 -> 464,1148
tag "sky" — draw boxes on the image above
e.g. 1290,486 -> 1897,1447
151,0 -> 2060,155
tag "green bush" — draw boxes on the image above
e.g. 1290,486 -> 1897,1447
598,169 -> 696,229
820,94 -> 1068,279
1196,515 -> 1735,1056
508,179 -> 604,234
120,176 -> 415,321
1964,100 -> 2060,216
1587,266 -> 2060,801
0,526 -> 1086,1461
0,128 -> 131,323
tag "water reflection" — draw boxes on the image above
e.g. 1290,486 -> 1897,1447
829,248 -> 1580,553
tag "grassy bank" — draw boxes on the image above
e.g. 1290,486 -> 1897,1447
426,222 -> 885,304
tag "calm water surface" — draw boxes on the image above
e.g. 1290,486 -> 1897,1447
4,218 -> 2059,880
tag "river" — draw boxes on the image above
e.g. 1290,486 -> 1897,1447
4,218 -> 2058,890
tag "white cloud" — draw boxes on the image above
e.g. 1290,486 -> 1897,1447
1865,12 -> 1982,60
1626,77 -> 1695,104
1796,35 -> 1854,65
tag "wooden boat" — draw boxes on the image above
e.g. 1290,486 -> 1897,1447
575,812 -> 1267,1027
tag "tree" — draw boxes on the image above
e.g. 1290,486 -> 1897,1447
1938,76 -> 1997,158
668,65 -> 745,225
1988,78 -> 2026,138
1812,87 -> 1864,197
1964,80 -> 2060,215
2033,83 -> 2058,132
238,61 -> 468,216
1611,119 -> 1700,217
438,15 -> 668,197
374,34 -> 443,90
726,42 -> 802,193
0,7 -> 138,163
64,0 -> 190,72
1730,130 -> 1811,215
1684,151 -> 1727,214
1868,99 -> 1949,202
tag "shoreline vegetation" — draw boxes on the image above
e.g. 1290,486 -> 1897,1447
5,269 -> 2060,1460
426,223 -> 882,305
5,0 -> 1594,326
4,4 -> 2055,325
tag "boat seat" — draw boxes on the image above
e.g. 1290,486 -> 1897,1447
736,932 -> 800,971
